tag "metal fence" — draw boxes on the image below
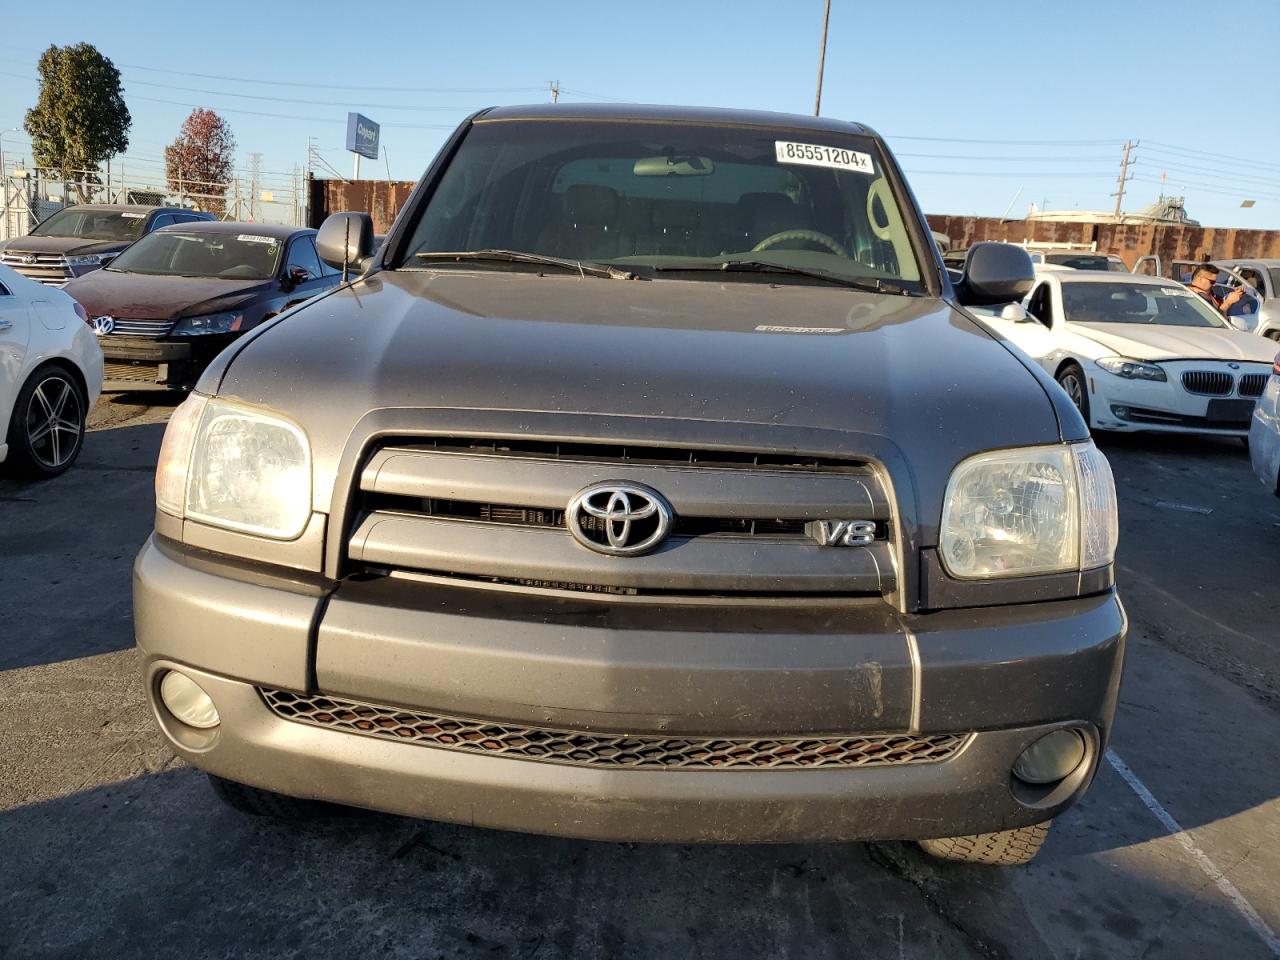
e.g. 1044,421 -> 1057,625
0,163 -> 306,241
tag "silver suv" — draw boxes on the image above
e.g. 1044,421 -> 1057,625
135,104 -> 1124,865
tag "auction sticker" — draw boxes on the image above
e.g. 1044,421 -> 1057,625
237,234 -> 276,244
120,212 -> 146,218
775,141 -> 874,174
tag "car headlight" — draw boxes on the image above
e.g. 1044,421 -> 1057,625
66,254 -> 105,267
1096,356 -> 1166,381
155,395 -> 312,540
171,311 -> 243,336
940,442 -> 1117,579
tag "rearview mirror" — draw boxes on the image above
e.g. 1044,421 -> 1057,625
955,242 -> 1035,307
633,155 -> 715,177
317,212 -> 375,277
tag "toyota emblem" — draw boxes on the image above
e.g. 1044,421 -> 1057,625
566,482 -> 673,556
91,315 -> 115,336
22,254 -> 36,265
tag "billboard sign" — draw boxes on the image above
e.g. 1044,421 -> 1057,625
345,112 -> 380,160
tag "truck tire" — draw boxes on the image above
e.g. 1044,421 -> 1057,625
208,774 -> 327,819
917,821 -> 1051,865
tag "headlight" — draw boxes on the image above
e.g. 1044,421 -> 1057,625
1096,356 -> 1166,381
940,442 -> 1117,579
155,395 -> 312,539
171,311 -> 243,336
66,254 -> 104,267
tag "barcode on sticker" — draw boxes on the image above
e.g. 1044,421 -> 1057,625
237,234 -> 275,244
120,212 -> 146,219
775,141 -> 874,174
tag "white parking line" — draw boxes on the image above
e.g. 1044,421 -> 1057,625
1106,749 -> 1280,957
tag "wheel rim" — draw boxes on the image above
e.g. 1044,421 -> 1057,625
25,375 -> 82,469
1059,372 -> 1085,412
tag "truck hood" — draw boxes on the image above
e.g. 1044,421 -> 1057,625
213,269 -> 1065,521
1073,322 -> 1277,364
63,269 -> 269,320
1,235 -> 132,257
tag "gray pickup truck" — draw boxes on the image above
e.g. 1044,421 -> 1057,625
135,104 -> 1124,865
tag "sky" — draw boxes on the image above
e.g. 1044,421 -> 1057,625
2,0 -> 1280,227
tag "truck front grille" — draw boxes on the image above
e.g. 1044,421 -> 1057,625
1181,370 -> 1234,396
346,436 -> 897,599
0,252 -> 71,286
260,689 -> 967,770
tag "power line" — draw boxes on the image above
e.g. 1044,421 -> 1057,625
903,169 -> 1115,178
886,134 -> 1124,145
894,151 -> 1116,162
1132,175 -> 1280,204
1144,140 -> 1280,174
0,49 -> 542,94
119,75 -> 491,112
1139,155 -> 1280,189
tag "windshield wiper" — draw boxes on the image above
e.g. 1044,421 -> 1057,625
413,249 -> 639,280
652,259 -> 917,295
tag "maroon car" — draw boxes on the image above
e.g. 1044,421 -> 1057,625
64,221 -> 341,391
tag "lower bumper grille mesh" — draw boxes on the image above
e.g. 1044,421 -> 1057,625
260,689 -> 969,770
103,360 -> 159,383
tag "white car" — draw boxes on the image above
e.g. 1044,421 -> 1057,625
1248,351 -> 1280,494
0,263 -> 103,479
980,270 -> 1276,437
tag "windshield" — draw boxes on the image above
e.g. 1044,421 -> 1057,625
1061,282 -> 1227,328
31,207 -> 149,241
106,230 -> 283,280
398,119 -> 923,288
1044,253 -> 1114,271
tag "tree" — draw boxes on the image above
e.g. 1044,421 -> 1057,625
164,108 -> 235,215
24,43 -> 131,190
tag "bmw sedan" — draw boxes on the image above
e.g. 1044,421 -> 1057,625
981,269 -> 1276,437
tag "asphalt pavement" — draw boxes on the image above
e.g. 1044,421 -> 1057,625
1,397 -> 1277,960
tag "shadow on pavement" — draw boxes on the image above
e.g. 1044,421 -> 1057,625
0,419 -> 165,672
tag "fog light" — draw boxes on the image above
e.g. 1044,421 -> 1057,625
1013,729 -> 1085,784
1111,405 -> 1131,420
159,671 -> 220,729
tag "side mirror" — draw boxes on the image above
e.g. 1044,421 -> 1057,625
316,212 -> 375,277
285,266 -> 311,287
955,242 -> 1035,307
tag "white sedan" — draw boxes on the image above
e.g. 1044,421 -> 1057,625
980,270 -> 1276,437
0,263 -> 103,479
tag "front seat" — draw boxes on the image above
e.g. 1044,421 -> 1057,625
535,184 -> 622,260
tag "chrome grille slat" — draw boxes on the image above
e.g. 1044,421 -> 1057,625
1181,370 -> 1234,396
260,689 -> 969,769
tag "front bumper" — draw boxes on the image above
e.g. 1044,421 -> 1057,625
1088,365 -> 1266,436
100,336 -> 233,391
135,535 -> 1127,843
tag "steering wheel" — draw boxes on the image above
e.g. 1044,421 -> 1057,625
751,229 -> 850,258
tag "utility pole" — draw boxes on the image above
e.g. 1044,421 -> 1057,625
249,152 -> 262,221
814,0 -> 831,116
550,80 -> 560,104
1112,140 -> 1136,221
